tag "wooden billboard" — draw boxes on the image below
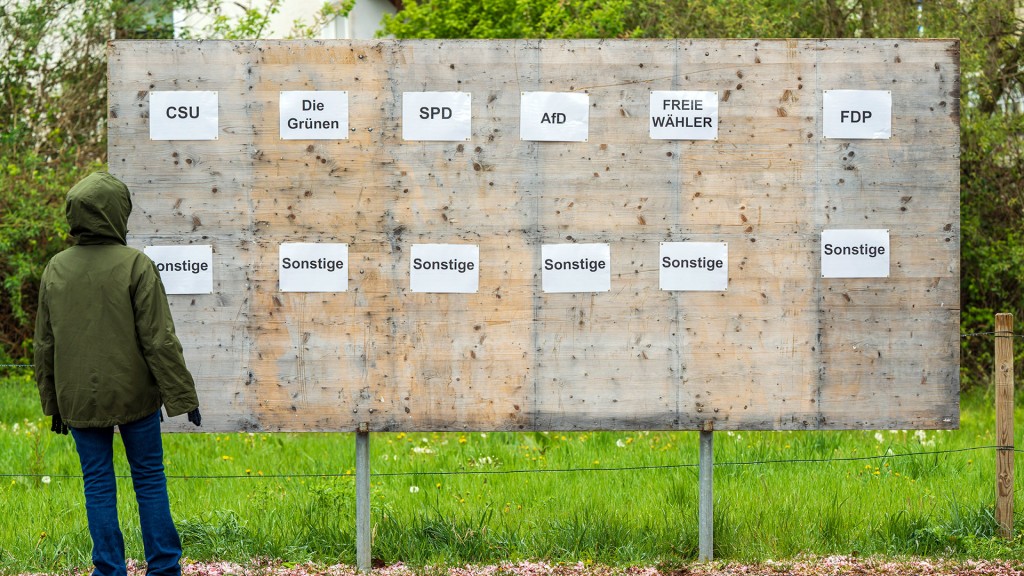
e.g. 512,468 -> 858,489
107,39 -> 960,433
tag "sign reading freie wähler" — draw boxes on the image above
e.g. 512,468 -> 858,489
649,91 -> 718,140
109,39 -> 960,433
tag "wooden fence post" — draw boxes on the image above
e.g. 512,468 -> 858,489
995,313 -> 1014,539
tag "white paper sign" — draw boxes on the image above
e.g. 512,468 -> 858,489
149,91 -> 218,140
520,92 -> 589,141
410,244 -> 479,293
402,92 -> 472,141
144,245 -> 213,294
650,91 -> 718,140
279,243 -> 348,292
542,244 -> 611,293
659,242 -> 728,291
823,90 -> 892,139
280,91 -> 348,140
821,229 -> 890,278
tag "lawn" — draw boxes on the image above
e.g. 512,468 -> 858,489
1,369 -> 1022,574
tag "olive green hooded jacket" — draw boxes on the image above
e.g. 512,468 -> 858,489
34,172 -> 199,428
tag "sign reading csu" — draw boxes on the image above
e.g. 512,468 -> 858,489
149,91 -> 219,140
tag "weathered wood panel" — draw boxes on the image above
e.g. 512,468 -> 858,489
107,39 -> 959,432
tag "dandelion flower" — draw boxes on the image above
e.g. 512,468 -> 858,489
41,476 -> 51,485
409,486 -> 420,493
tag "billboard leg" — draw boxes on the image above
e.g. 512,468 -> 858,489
699,426 -> 713,561
356,423 -> 371,571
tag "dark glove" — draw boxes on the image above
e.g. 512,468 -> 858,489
187,408 -> 202,427
51,414 -> 69,435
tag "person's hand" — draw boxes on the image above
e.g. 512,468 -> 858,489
187,408 -> 202,427
51,414 -> 68,435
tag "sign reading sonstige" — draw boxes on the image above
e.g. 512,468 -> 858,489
144,245 -> 214,294
149,91 -> 219,140
410,244 -> 479,293
402,92 -> 472,141
659,242 -> 728,291
821,229 -> 890,278
279,243 -> 348,292
542,243 -> 611,293
279,91 -> 348,140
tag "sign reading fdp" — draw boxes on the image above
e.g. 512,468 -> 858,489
823,90 -> 892,139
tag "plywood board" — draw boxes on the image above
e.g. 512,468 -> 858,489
107,39 -> 960,432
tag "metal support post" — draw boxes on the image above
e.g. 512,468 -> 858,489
699,423 -> 714,561
356,423 -> 371,571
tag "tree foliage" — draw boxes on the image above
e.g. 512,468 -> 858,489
381,0 -> 641,39
382,0 -> 1024,389
0,0 -> 347,364
0,0 -> 176,363
2,1 -> 1021,387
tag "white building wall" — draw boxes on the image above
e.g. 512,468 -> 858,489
174,0 -> 395,39
321,0 -> 396,39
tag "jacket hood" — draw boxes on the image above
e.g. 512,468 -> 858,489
66,172 -> 132,245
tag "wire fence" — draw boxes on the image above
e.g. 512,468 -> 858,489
0,445 -> 1020,481
2,331 -> 1020,482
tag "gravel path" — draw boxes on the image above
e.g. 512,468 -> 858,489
17,557 -> 1024,576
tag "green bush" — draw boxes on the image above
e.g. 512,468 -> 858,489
0,154 -> 93,365
960,110 -> 1024,388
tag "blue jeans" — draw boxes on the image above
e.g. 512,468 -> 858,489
71,411 -> 182,576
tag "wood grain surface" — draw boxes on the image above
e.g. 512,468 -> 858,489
107,39 -> 960,432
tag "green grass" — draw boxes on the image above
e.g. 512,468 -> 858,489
2,369 -> 1023,573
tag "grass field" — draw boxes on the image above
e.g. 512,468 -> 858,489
1,369 -> 1023,574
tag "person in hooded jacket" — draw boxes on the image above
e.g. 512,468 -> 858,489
34,171 -> 202,576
